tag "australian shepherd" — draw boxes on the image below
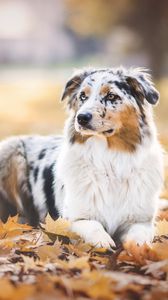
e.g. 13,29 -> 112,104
0,67 -> 163,248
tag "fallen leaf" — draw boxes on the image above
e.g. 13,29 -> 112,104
41,215 -> 78,240
156,219 -> 168,236
38,241 -> 62,262
152,241 -> 168,260
0,215 -> 32,240
119,242 -> 158,265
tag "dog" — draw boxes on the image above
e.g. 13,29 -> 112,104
0,67 -> 164,248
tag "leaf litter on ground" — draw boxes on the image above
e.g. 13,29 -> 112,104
0,209 -> 167,300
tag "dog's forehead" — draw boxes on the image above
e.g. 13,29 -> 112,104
83,71 -> 123,89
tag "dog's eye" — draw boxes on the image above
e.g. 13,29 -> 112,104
106,93 -> 116,101
80,92 -> 87,102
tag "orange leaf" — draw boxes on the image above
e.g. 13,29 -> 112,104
119,241 -> 158,265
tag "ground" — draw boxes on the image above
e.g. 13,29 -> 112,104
0,71 -> 168,300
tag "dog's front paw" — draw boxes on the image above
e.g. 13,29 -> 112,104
87,229 -> 116,249
71,220 -> 116,250
121,223 -> 154,246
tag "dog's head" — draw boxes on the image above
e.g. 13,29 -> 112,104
61,67 -> 159,151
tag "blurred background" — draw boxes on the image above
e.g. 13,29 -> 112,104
0,0 -> 168,144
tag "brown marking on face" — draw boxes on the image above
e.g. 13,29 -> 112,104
100,85 -> 110,96
71,85 -> 91,112
83,85 -> 91,97
107,105 -> 141,152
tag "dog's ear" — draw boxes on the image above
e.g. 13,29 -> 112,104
61,69 -> 92,102
126,69 -> 159,105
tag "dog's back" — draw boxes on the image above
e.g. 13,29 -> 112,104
0,135 -> 62,225
0,137 -> 29,223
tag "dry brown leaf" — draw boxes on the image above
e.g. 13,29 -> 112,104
57,271 -> 115,300
0,210 -> 168,300
38,241 -> 62,262
142,259 -> 168,279
68,256 -> 90,270
119,241 -> 158,265
65,241 -> 91,257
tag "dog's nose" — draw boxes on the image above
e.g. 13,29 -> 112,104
77,113 -> 92,126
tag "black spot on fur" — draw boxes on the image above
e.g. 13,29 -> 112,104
0,191 -> 17,223
145,90 -> 159,105
29,163 -> 33,171
38,149 -> 46,160
43,165 -> 59,220
20,180 -> 40,227
51,146 -> 57,150
100,108 -> 106,118
139,75 -> 145,82
115,80 -> 147,126
114,81 -> 132,97
33,167 -> 39,182
69,136 -> 75,144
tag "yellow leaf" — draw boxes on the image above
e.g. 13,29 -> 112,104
0,239 -> 15,249
38,241 -> 62,262
68,256 -> 90,270
66,241 -> 91,257
0,279 -> 14,299
42,215 -> 69,234
0,279 -> 34,300
155,219 -> 168,236
152,241 -> 168,260
0,215 -> 32,239
41,215 -> 78,239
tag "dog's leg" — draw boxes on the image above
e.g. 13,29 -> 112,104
120,222 -> 154,246
71,219 -> 116,249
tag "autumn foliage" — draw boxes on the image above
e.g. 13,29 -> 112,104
0,210 -> 167,300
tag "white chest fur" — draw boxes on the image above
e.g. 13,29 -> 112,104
56,136 -> 163,237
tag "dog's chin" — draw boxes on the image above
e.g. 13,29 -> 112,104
75,125 -> 97,136
75,124 -> 115,137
